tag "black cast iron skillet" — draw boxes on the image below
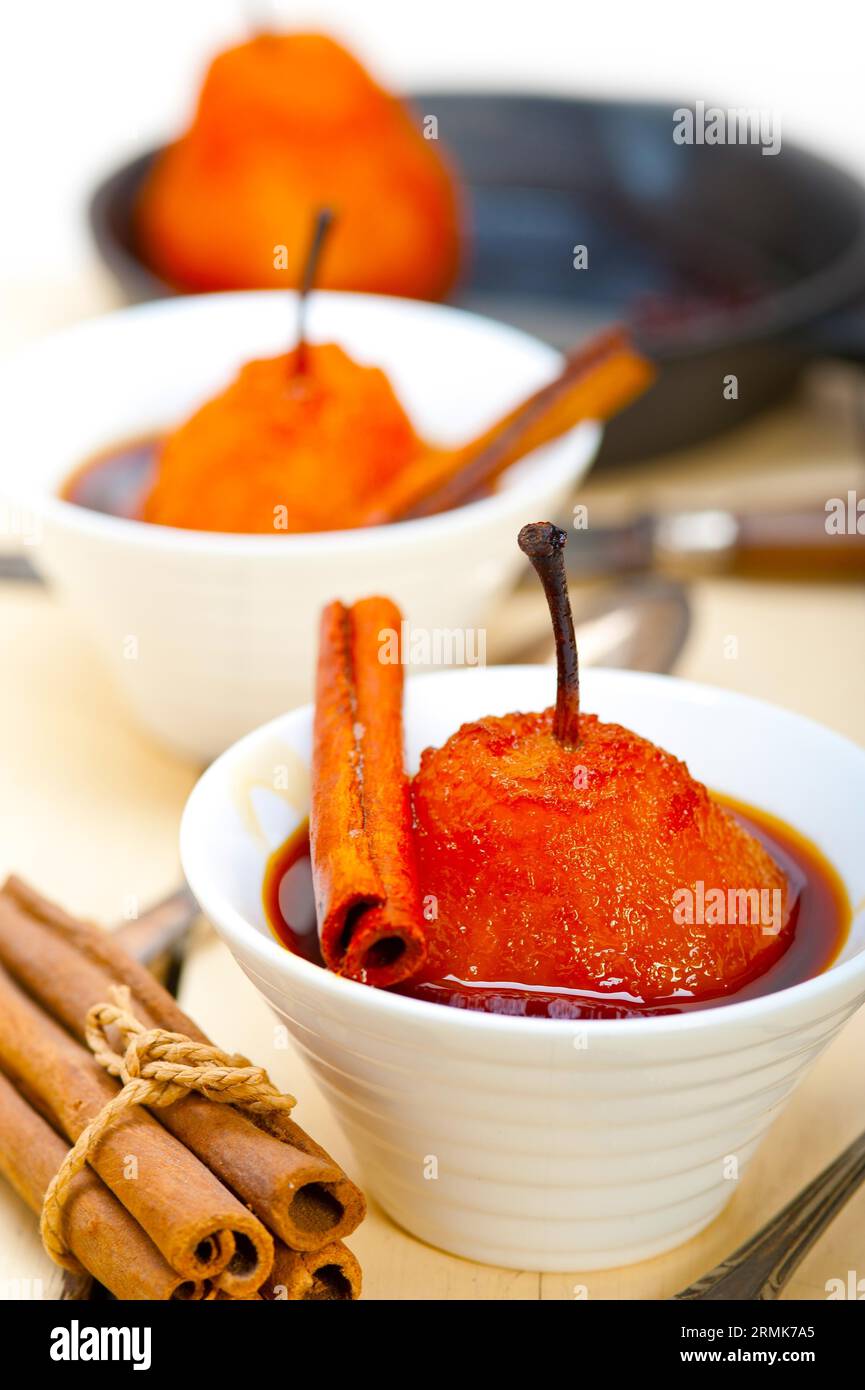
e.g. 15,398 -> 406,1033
90,93 -> 865,464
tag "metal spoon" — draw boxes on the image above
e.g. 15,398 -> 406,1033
112,882 -> 200,985
674,1127 -> 865,1300
500,575 -> 692,673
0,553 -> 40,582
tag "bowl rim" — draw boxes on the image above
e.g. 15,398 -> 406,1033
180,664 -> 865,1040
0,287 -> 600,555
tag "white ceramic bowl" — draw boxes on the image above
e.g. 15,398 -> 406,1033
182,666 -> 865,1271
0,291 -> 600,761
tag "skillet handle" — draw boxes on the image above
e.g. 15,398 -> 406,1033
809,295 -> 865,363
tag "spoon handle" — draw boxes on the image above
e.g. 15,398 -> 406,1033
112,883 -> 200,968
674,1127 -> 865,1300
0,552 -> 40,583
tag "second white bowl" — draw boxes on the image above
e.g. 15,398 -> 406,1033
0,292 -> 600,760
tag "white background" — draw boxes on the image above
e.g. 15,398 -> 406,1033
1,0 -> 864,285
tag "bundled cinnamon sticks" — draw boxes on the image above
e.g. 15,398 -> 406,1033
0,878 -> 365,1301
0,1070 -> 204,1301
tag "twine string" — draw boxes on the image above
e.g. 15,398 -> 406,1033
40,985 -> 296,1271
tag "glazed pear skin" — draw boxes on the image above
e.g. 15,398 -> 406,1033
142,343 -> 421,533
137,33 -> 461,299
411,710 -> 792,1002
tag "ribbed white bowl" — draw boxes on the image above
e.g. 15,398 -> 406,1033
0,292 -> 599,760
181,667 -> 865,1270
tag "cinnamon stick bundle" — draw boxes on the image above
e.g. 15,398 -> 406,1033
0,961 -> 272,1292
0,1070 -> 206,1301
356,328 -> 655,526
0,877 -> 366,1251
311,596 -> 426,986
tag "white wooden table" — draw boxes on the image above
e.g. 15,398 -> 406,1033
1,281 -> 864,1299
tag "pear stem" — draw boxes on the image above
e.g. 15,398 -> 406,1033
294,208 -> 334,374
518,522 -> 580,748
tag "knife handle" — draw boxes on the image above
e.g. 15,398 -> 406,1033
655,505 -> 865,579
733,506 -> 865,577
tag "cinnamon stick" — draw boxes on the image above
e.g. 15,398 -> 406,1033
0,1070 -> 206,1300
262,1239 -> 362,1301
0,960 -> 273,1289
311,596 -> 426,985
0,877 -> 366,1249
356,328 -> 654,525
